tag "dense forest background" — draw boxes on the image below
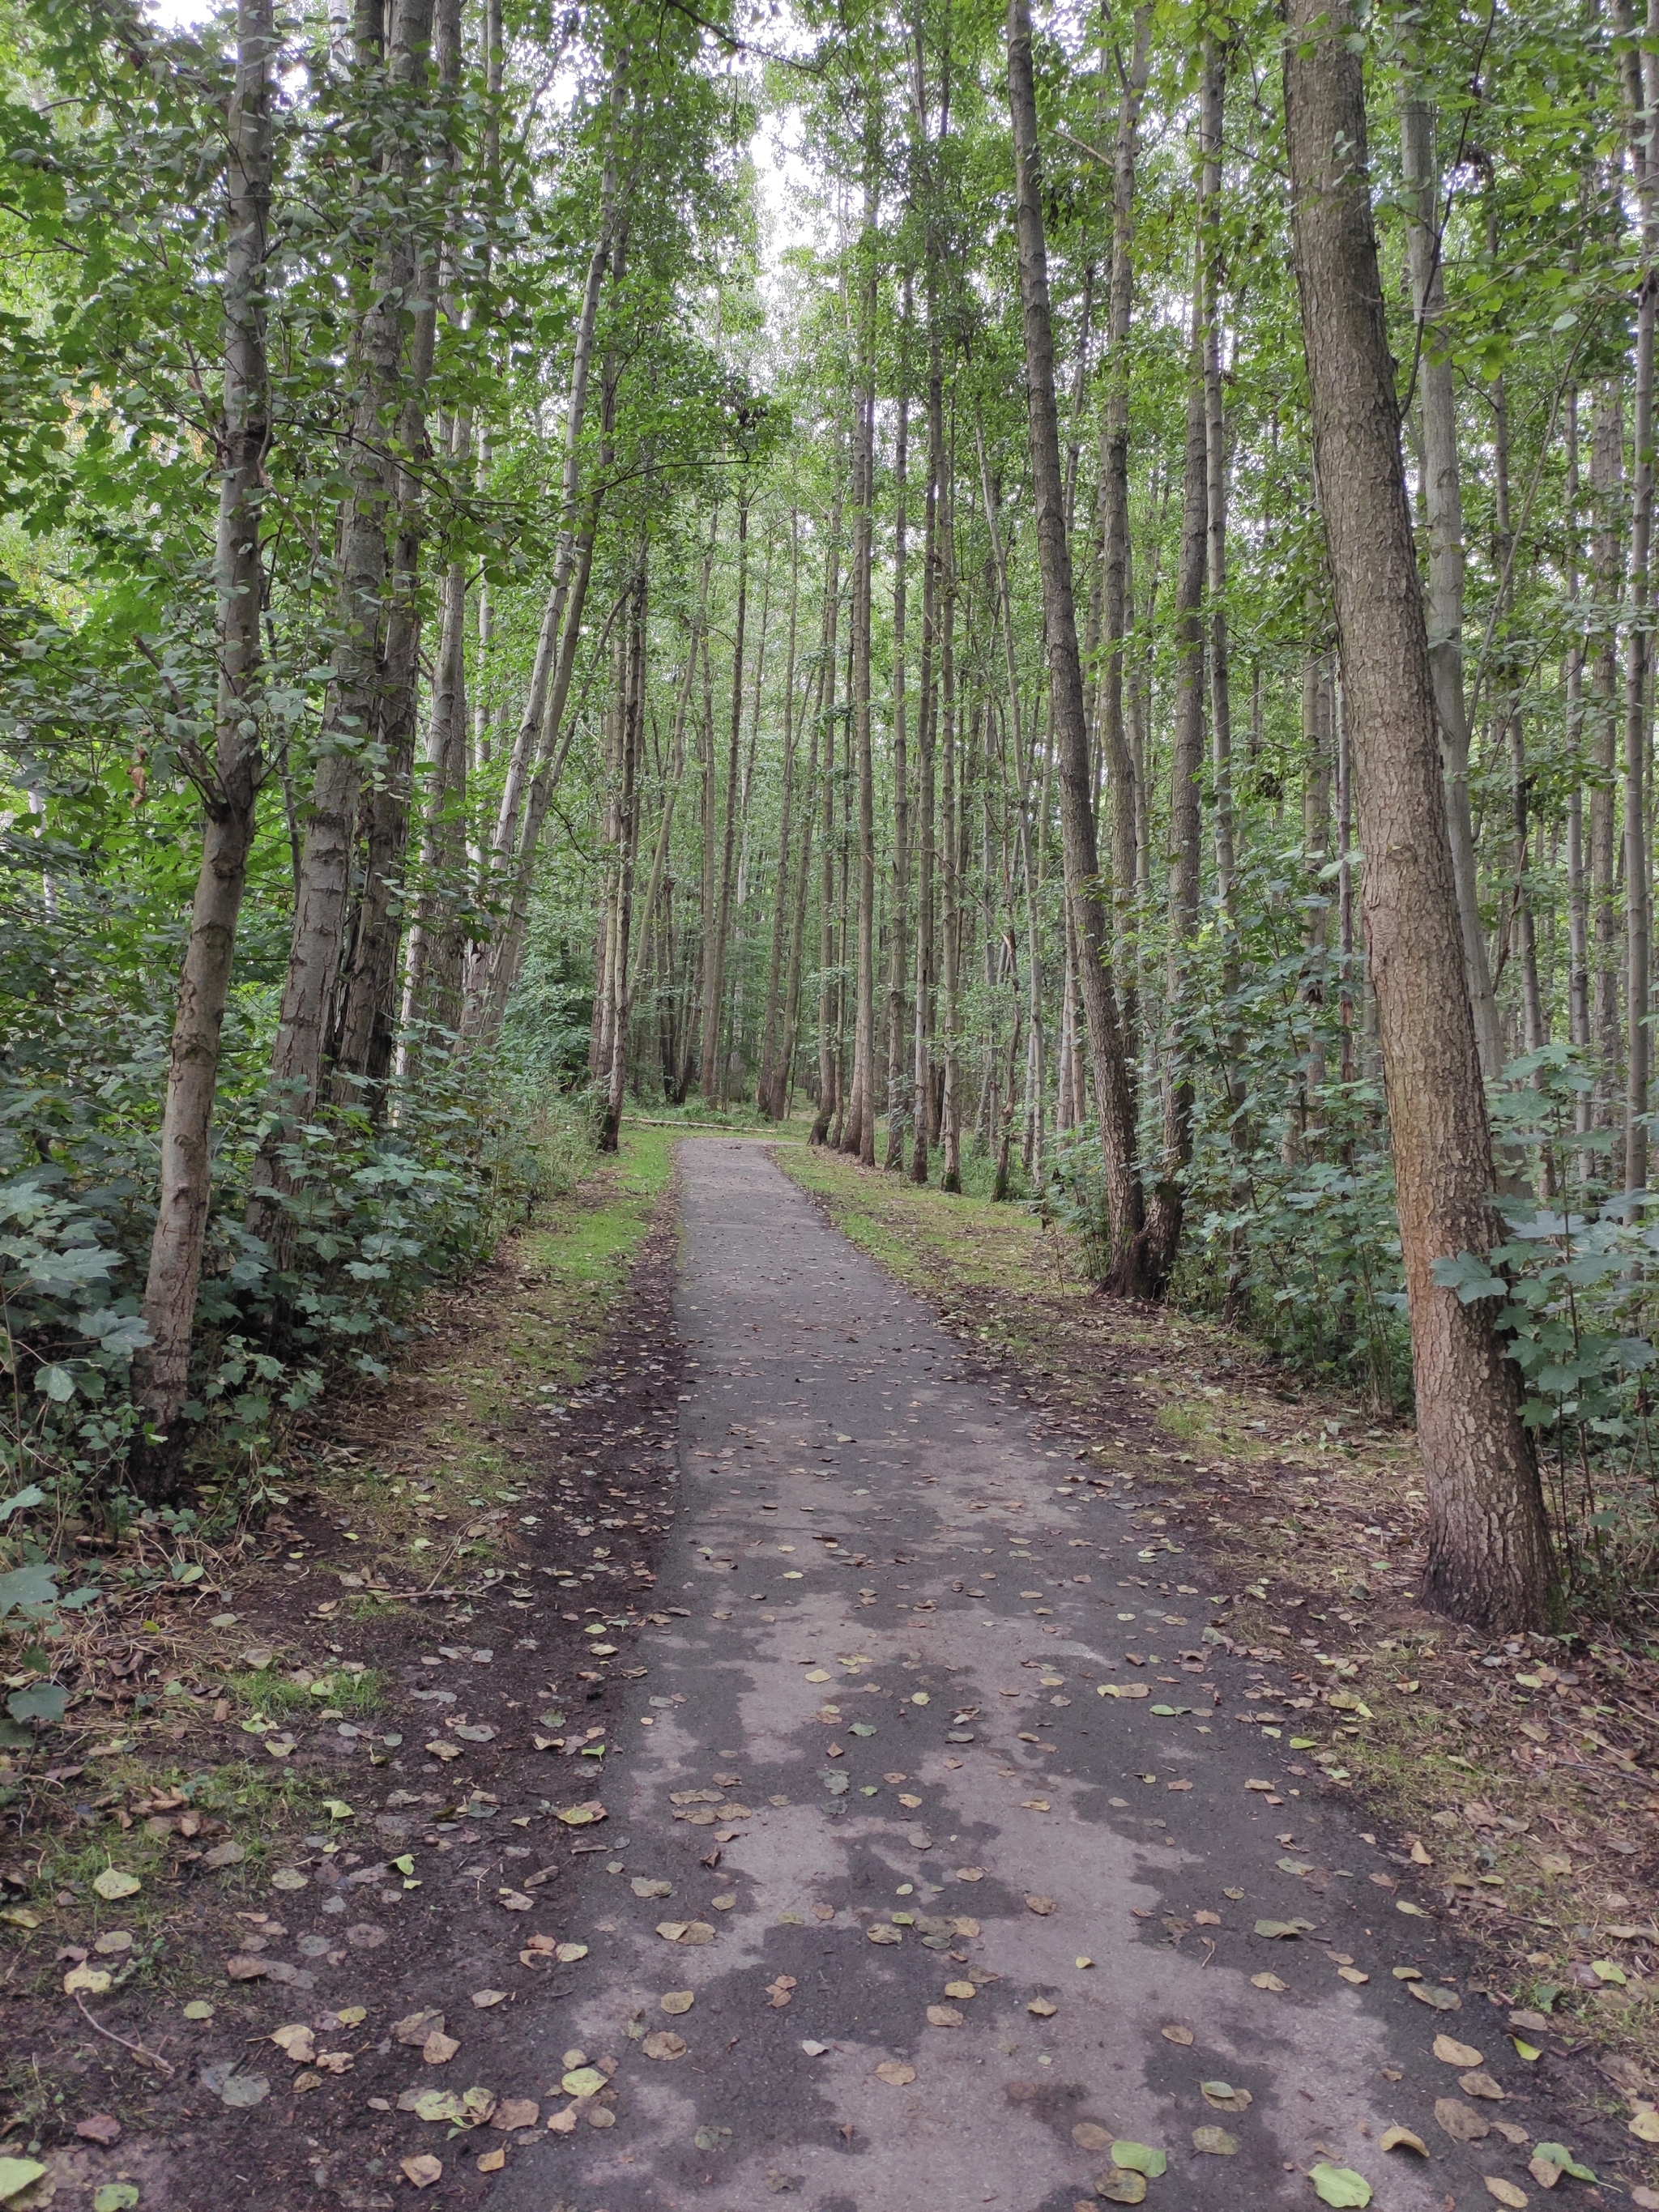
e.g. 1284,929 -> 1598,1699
3,0 -> 1658,1644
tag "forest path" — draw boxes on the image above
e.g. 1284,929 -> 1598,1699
486,1140 -> 1515,2212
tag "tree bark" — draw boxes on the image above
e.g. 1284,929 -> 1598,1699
1284,0 -> 1553,1630
1398,86 -> 1503,1078
759,510 -> 801,1118
1006,0 -> 1147,1285
246,0 -> 435,1269
700,492 -> 749,1095
135,0 -> 275,1464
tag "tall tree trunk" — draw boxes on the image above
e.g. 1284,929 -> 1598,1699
938,496 -> 962,1191
701,492 -> 749,1094
1144,290 -> 1208,1281
1624,7 -> 1658,1190
601,549 -> 647,1150
246,0 -> 435,1269
759,511 -> 801,1119
135,0 -> 275,1466
774,644 -> 820,1122
1006,0 -> 1148,1285
885,375 -> 912,1168
1398,85 -> 1503,1076
845,172 -> 879,1164
910,333 -> 942,1184
1094,6 -> 1153,1040
1589,381 -> 1623,1114
1284,0 -> 1553,1630
811,475 -> 844,1144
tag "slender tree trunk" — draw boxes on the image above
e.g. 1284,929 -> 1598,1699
1399,85 -> 1503,1077
1284,0 -> 1553,1630
699,493 -> 748,1094
758,511 -> 801,1118
1624,11 -> 1658,1189
938,498 -> 962,1191
1007,0 -> 1147,1285
811,476 -> 844,1144
1095,6 -> 1153,1042
1589,381 -> 1624,1110
1144,286 -> 1209,1280
246,0 -> 434,1268
601,550 -> 647,1150
911,339 -> 942,1184
885,377 -> 912,1168
135,0 -> 275,1465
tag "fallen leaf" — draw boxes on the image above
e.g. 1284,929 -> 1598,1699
766,1975 -> 796,2009
0,2162 -> 46,2204
476,2146 -> 505,2174
1434,2098 -> 1489,2142
75,2115 -> 122,2146
1026,1895 -> 1056,1916
269,2024 -> 316,2064
1099,1683 -> 1149,1699
545,2103 -> 579,2134
1308,2163 -> 1372,2207
1461,2071 -> 1506,2102
561,2067 -> 605,2099
660,1990 -> 693,2015
800,2041 -> 830,2056
1409,1984 -> 1462,2011
1482,2182 -> 1528,2209
1095,2172 -> 1147,2205
1110,2142 -> 1166,2179
490,2098 -> 539,2133
423,2031 -> 460,2065
92,1869 -> 140,1901
1161,2025 -> 1194,2046
554,1943 -> 588,1964
1252,1973 -> 1287,1993
1201,2081 -> 1252,2113
63,1963 -> 113,1996
875,2060 -> 916,2086
555,1801 -> 607,1828
1530,2143 -> 1594,2184
1193,1909 -> 1221,1926
1028,1997 -> 1058,2018
944,1980 -> 976,2000
955,1867 -> 985,1882
868,1924 -> 903,1946
1192,2125 -> 1239,2155
1072,2122 -> 1113,2153
927,2005 -> 963,2027
1628,2108 -> 1659,2145
92,2188 -> 140,2212
400,2154 -> 442,2189
1378,2126 -> 1427,2156
471,1990 -> 506,2009
642,2031 -> 687,2061
1254,1920 -> 1310,1939
1337,1966 -> 1369,1984
1434,2035 -> 1484,2067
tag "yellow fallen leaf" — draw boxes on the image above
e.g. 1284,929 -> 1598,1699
476,2147 -> 505,2174
1627,2107 -> 1659,2145
1028,1997 -> 1058,2018
660,1991 -> 693,2015
1161,2025 -> 1194,2045
270,2024 -> 316,2064
1379,2126 -> 1427,2156
401,2154 -> 442,2189
927,2004 -> 962,2027
875,2060 -> 915,2086
1337,1966 -> 1369,1984
943,1981 -> 976,2000
1482,2180 -> 1528,2209
1076,1956 -> 1094,1969
1251,1973 -> 1286,1993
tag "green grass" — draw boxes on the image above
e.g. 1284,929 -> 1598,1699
224,1664 -> 383,1719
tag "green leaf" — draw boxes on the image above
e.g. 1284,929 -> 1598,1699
1109,2142 -> 1166,2177
94,2187 -> 142,2211
1308,2163 -> 1371,2207
0,2160 -> 48,2204
1533,2142 -> 1595,2182
6,1681 -> 66,1724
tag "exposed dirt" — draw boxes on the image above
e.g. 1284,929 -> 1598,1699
2,1182 -> 685,2211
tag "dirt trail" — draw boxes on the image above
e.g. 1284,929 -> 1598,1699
471,1140 -> 1577,2212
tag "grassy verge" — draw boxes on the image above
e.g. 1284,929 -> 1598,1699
0,1127 -> 678,2106
778,1142 -> 1659,2107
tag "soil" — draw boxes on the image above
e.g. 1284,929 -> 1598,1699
2,1187 -> 684,2210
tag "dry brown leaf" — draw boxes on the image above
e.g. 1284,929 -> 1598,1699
927,2004 -> 963,2027
476,2147 -> 505,2175
1337,1967 -> 1369,1984
422,2031 -> 460,2066
1193,1910 -> 1221,1926
944,1980 -> 976,2000
1460,2072 -> 1507,2102
401,2154 -> 442,2189
1482,2181 -> 1529,2209
1379,2126 -> 1428,2156
1251,1972 -> 1286,1993
1073,2122 -> 1114,2153
1433,2035 -> 1484,2068
766,1975 -> 797,2008
642,2031 -> 688,2061
394,2010 -> 444,2047
546,2104 -> 580,2135
1192,2125 -> 1238,2156
875,2060 -> 916,2086
270,2024 -> 315,2065
492,2099 -> 539,2131
1161,2025 -> 1194,2046
471,1990 -> 506,2009
1434,2098 -> 1490,2143
1028,1997 -> 1058,2018
1026,1895 -> 1056,1916
660,1991 -> 693,2015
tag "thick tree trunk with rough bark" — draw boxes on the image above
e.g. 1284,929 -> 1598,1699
1284,0 -> 1553,1630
